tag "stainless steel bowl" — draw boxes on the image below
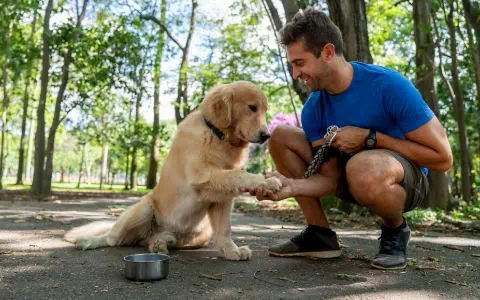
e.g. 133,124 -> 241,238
124,253 -> 169,281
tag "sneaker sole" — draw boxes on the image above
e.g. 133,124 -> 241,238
269,249 -> 342,259
370,262 -> 407,270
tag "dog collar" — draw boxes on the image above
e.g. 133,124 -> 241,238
204,117 -> 224,140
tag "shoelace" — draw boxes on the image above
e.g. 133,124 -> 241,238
378,232 -> 402,255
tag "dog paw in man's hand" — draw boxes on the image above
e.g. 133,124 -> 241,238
260,177 -> 282,192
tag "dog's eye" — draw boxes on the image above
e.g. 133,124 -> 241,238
248,105 -> 258,112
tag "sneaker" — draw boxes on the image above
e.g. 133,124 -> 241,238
371,219 -> 411,270
268,225 -> 342,258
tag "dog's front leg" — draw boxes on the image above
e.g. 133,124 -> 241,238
208,201 -> 251,261
199,169 -> 281,195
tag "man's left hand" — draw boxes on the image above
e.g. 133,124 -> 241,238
329,126 -> 369,153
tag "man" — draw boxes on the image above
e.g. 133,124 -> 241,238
245,8 -> 452,270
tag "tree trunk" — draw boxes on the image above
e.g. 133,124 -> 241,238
265,0 -> 309,103
99,144 -> 108,189
77,144 -> 85,189
0,0 -> 20,189
281,0 -> 299,23
443,2 -> 472,203
60,168 -> 65,183
129,41 -> 149,191
124,150 -> 130,190
84,142 -> 91,184
16,11 -> 38,185
413,0 -> 450,209
147,0 -> 167,189
0,55 -> 9,190
463,0 -> 480,110
32,0 -> 54,196
43,0 -> 89,194
25,99 -> 36,183
174,0 -> 197,124
130,92 -> 143,191
326,0 -> 373,63
462,0 -> 480,201
110,172 -> 115,189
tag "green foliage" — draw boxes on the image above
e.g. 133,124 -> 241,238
367,0 -> 414,75
404,208 -> 445,223
451,201 -> 480,221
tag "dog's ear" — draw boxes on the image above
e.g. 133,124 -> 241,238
201,84 -> 234,129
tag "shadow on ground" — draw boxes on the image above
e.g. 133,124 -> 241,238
1,198 -> 479,300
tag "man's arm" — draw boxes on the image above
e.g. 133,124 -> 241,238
330,116 -> 452,172
376,116 -> 453,172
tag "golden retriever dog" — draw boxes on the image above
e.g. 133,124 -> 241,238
64,81 -> 281,261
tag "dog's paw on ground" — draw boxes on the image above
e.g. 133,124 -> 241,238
223,245 -> 252,261
75,237 -> 94,250
147,239 -> 169,254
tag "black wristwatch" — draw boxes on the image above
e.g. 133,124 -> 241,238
365,129 -> 377,149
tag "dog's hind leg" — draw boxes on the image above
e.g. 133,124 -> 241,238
75,234 -> 110,250
74,196 -> 156,250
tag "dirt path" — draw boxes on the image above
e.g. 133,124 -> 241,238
1,197 -> 479,299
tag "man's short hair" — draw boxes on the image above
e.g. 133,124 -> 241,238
280,8 -> 344,57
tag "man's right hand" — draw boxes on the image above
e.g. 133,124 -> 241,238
241,172 -> 295,201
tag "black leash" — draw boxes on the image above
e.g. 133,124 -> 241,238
303,125 -> 339,178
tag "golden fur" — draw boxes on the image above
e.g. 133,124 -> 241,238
64,81 -> 281,261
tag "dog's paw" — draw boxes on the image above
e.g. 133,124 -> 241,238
147,239 -> 169,254
223,245 -> 252,261
260,177 -> 282,192
75,237 -> 94,251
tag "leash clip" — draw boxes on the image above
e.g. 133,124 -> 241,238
324,125 -> 339,147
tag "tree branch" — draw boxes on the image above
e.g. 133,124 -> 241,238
140,14 -> 184,51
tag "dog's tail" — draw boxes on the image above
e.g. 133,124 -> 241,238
64,221 -> 114,243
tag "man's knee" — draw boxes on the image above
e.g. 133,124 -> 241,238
345,151 -> 398,206
268,125 -> 296,152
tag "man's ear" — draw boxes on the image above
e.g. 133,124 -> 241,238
322,43 -> 336,61
200,84 -> 234,128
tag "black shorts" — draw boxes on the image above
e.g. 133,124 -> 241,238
311,147 -> 428,212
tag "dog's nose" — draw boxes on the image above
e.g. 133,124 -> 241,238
259,131 -> 270,143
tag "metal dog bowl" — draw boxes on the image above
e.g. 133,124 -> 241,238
124,253 -> 169,281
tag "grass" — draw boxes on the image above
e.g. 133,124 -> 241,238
4,181 -> 151,194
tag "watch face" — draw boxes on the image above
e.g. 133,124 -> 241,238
367,139 -> 375,147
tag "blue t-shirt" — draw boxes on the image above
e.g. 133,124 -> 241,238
301,62 -> 434,175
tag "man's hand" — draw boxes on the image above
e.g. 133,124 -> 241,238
330,126 -> 369,153
241,172 -> 295,201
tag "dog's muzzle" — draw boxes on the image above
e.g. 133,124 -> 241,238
258,131 -> 270,144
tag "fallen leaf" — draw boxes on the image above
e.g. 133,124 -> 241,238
415,245 -> 441,252
14,219 -> 27,223
277,277 -> 296,283
445,280 -> 468,287
425,256 -> 440,262
199,273 -> 222,281
443,245 -> 464,252
415,265 -> 438,271
471,253 -> 480,258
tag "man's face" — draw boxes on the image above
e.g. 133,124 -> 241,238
286,39 -> 331,92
